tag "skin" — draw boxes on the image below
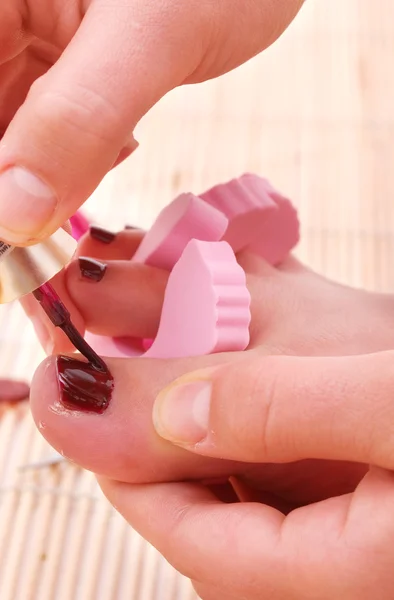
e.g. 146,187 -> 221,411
27,229 -> 394,598
0,379 -> 29,404
3,0 -> 390,594
0,0 -> 304,245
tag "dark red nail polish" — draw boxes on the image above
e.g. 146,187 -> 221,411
79,257 -> 107,282
56,356 -> 114,414
89,226 -> 116,244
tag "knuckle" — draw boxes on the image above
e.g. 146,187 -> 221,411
230,356 -> 283,461
251,357 -> 283,460
164,503 -> 202,579
27,79 -> 120,149
363,351 -> 394,467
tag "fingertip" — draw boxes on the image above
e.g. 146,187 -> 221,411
0,167 -> 58,245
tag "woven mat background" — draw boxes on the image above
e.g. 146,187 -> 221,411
0,1 -> 393,598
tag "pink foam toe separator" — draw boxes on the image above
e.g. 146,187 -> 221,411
85,332 -> 144,358
200,176 -> 278,253
109,193 -> 229,357
132,193 -> 228,271
247,190 -> 300,265
201,173 -> 300,264
144,239 -> 251,359
86,173 -> 298,359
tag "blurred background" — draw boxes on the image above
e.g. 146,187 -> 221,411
0,0 -> 393,598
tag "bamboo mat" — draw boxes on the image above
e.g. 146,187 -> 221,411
1,0 -> 393,598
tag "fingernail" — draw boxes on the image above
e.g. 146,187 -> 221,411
78,257 -> 107,282
0,167 -> 57,243
153,380 -> 211,444
89,226 -> 116,244
56,355 -> 113,414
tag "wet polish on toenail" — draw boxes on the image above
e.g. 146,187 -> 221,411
56,355 -> 113,414
89,226 -> 116,244
78,257 -> 107,282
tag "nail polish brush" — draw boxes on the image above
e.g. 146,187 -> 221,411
32,283 -> 106,371
0,229 -> 107,371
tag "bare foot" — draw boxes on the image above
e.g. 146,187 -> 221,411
27,229 -> 394,507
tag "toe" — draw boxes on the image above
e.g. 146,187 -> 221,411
77,228 -> 145,261
65,258 -> 168,339
30,354 -> 242,483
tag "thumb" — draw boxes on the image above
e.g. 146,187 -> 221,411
152,350 -> 394,469
0,3 -> 202,246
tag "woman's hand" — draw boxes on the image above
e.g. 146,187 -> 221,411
0,0 -> 303,246
100,351 -> 394,600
